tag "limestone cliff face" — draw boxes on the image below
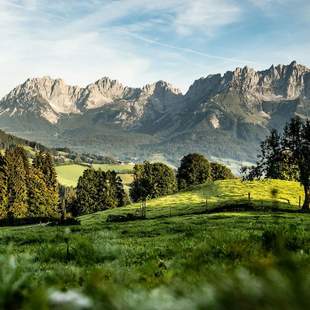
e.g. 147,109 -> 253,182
181,61 -> 310,133
186,61 -> 309,103
0,76 -> 182,125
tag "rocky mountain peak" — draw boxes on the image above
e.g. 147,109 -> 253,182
0,76 -> 82,123
141,80 -> 182,96
0,62 -> 309,128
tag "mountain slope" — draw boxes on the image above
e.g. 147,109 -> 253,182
0,61 -> 309,164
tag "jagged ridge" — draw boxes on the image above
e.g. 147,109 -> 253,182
0,61 -> 309,163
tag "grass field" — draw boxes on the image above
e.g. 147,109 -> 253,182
81,179 -> 305,224
56,163 -> 134,187
0,179 -> 309,309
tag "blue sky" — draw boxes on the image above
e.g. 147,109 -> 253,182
0,0 -> 309,96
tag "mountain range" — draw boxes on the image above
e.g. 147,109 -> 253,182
0,61 -> 309,166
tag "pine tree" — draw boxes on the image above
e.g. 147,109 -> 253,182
0,154 -> 8,217
33,151 -> 59,210
27,167 -> 58,217
282,118 -> 310,210
33,151 -> 58,190
97,170 -> 113,210
114,175 -> 129,207
76,169 -> 99,214
244,117 -> 310,210
5,148 -> 28,218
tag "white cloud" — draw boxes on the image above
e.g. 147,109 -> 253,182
0,0 -> 247,96
174,0 -> 241,36
0,0 -> 308,97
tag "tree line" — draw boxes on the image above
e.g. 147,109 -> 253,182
129,154 -> 234,203
242,117 -> 310,210
62,154 -> 234,216
0,146 -> 234,220
0,148 -> 59,219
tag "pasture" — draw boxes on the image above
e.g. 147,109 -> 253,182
55,163 -> 134,187
0,179 -> 309,308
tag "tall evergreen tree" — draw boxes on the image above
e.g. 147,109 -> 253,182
243,117 -> 310,210
33,151 -> 58,191
114,174 -> 129,207
282,118 -> 310,210
76,169 -> 98,214
27,167 -> 58,217
97,170 -> 116,210
33,151 -> 59,208
5,148 -> 28,217
0,154 -> 8,217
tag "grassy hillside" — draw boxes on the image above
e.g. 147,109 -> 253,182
81,179 -> 305,224
0,179 -> 309,309
56,163 -> 134,187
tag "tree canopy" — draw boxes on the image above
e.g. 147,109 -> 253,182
210,162 -> 235,181
130,162 -> 177,202
75,169 -> 128,215
177,154 -> 211,190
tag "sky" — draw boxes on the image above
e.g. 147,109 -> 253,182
0,0 -> 309,97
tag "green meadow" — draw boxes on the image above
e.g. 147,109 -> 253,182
55,163 -> 134,187
0,179 -> 309,308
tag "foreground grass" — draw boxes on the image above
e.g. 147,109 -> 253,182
0,179 -> 309,309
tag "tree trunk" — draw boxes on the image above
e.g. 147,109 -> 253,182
302,186 -> 310,211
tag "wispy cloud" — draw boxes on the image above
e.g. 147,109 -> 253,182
0,0 -> 309,96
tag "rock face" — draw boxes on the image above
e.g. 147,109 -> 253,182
0,76 -> 182,126
0,61 -> 309,163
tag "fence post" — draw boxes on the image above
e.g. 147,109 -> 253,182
299,196 -> 301,208
248,192 -> 251,202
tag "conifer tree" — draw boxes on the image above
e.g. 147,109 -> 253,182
5,148 -> 28,218
97,170 -> 114,210
115,174 -> 129,207
33,151 -> 59,209
76,169 -> 99,214
27,168 -> 58,218
282,118 -> 310,210
0,154 -> 8,217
